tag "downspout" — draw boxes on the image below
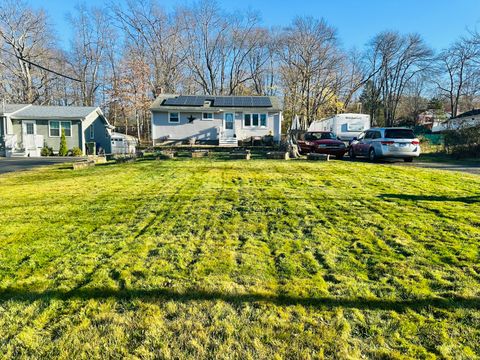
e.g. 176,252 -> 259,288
151,110 -> 155,147
277,111 -> 282,144
80,119 -> 86,156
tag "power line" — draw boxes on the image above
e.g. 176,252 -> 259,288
0,47 -> 81,83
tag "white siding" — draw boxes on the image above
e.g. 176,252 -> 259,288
152,110 -> 282,143
152,112 -> 223,143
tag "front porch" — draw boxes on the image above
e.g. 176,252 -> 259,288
1,133 -> 44,157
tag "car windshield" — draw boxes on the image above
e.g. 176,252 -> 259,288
305,132 -> 336,140
384,129 -> 415,139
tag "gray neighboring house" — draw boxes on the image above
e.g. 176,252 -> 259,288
150,95 -> 283,146
0,104 -> 113,157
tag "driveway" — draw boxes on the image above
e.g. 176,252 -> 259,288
345,157 -> 480,175
0,157 -> 78,174
393,161 -> 480,175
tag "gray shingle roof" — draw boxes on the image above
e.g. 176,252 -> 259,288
453,109 -> 480,119
0,104 -> 31,115
11,105 -> 99,119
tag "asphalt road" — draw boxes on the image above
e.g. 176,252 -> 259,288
0,157 -> 76,174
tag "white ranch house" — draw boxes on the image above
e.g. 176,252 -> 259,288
150,95 -> 283,146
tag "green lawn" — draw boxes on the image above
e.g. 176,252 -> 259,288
0,157 -> 479,359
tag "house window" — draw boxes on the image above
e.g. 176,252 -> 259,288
49,121 -> 71,137
202,112 -> 213,120
62,121 -> 72,137
244,114 -> 251,127
169,112 -> 180,123
89,125 -> 94,139
252,114 -> 259,126
49,121 -> 60,137
26,123 -> 35,135
244,113 -> 267,128
260,114 -> 267,127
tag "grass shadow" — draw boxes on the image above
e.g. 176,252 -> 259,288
380,194 -> 480,204
0,287 -> 478,311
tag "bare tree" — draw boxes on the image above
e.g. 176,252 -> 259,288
179,1 -> 270,95
278,17 -> 344,125
0,0 -> 55,103
67,4 -> 113,106
396,74 -> 429,125
338,49 -> 376,110
365,31 -> 432,126
434,37 -> 480,117
114,47 -> 151,140
112,0 -> 186,97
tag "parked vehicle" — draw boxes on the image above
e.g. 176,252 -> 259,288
308,114 -> 370,141
297,131 -> 347,158
348,128 -> 421,162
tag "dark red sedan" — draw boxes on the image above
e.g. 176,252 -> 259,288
297,132 -> 347,159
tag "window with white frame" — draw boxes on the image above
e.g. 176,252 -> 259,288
252,114 -> 259,126
169,112 -> 180,123
49,120 -> 72,137
244,113 -> 267,128
202,112 -> 213,120
62,122 -> 72,137
244,114 -> 251,127
26,123 -> 35,135
260,114 -> 267,127
89,125 -> 95,139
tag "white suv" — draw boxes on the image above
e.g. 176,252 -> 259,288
348,128 -> 421,162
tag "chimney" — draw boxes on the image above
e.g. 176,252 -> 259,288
154,86 -> 164,97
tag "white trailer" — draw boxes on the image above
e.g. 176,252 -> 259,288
308,113 -> 370,141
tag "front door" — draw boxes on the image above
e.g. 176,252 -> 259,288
22,120 -> 36,150
223,113 -> 235,138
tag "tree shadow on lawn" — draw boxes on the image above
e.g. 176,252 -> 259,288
0,287 -> 478,311
380,194 -> 480,204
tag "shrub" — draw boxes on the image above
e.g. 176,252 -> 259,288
41,145 -> 54,157
58,129 -> 68,156
70,147 -> 83,157
444,126 -> 480,158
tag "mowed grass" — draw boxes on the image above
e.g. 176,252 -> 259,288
0,157 -> 479,359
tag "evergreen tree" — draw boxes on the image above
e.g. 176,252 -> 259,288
59,129 -> 68,156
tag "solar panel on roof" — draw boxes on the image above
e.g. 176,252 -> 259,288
213,97 -> 226,107
233,97 -> 250,107
164,95 -> 272,108
195,96 -> 207,106
164,97 -> 184,106
183,96 -> 195,106
164,96 -> 206,106
252,97 -> 272,107
181,97 -> 192,106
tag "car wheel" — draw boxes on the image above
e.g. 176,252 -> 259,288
368,148 -> 377,162
404,157 -> 413,163
348,148 -> 356,160
336,154 -> 344,160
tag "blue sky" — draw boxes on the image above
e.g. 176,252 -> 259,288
28,0 -> 480,50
